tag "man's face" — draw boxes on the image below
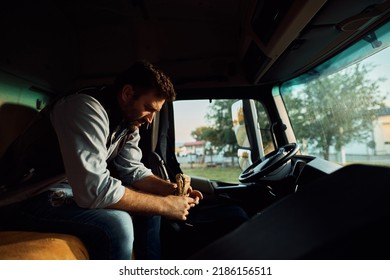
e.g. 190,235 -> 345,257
119,85 -> 165,129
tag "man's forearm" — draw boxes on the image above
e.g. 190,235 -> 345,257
107,187 -> 196,220
132,175 -> 176,196
107,187 -> 166,215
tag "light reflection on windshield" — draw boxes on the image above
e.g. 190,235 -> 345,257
281,22 -> 390,166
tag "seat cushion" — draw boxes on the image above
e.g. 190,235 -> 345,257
0,231 -> 89,260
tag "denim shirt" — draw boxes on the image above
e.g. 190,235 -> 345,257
50,94 -> 153,208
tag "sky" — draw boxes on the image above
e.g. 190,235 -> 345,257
366,45 -> 390,104
173,100 -> 211,143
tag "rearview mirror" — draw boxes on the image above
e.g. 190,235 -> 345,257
231,100 -> 250,148
231,100 -> 253,170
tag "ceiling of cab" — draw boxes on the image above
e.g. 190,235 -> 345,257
0,0 -> 388,94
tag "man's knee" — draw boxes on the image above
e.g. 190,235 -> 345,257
106,209 -> 134,238
89,209 -> 134,259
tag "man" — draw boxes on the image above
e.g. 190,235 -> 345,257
0,60 -> 203,259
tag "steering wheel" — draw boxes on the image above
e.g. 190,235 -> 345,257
239,143 -> 299,183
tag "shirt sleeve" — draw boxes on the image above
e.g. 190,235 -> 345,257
110,129 -> 154,185
50,94 -> 125,208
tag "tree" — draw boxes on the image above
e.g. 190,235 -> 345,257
190,99 -> 238,166
204,99 -> 237,157
191,126 -> 215,142
282,63 -> 386,160
190,126 -> 217,163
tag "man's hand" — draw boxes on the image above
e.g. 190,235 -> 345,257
108,173 -> 202,220
108,187 -> 198,220
161,195 -> 198,220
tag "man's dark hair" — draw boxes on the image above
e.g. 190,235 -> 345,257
114,60 -> 176,102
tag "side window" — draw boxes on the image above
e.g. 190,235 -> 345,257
0,74 -> 49,110
173,98 -> 274,183
0,72 -> 50,157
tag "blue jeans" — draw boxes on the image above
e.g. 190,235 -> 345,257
0,190 -> 161,260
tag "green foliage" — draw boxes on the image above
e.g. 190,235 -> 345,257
193,99 -> 238,156
283,64 -> 386,159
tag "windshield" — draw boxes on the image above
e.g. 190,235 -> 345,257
280,21 -> 390,166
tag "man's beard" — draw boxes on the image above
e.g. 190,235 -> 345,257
128,124 -> 138,133
124,117 -> 146,132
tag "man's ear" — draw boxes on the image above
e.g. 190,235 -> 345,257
120,84 -> 134,103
